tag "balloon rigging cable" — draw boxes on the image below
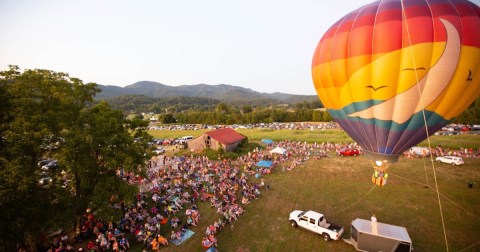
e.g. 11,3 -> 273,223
401,1 -> 449,251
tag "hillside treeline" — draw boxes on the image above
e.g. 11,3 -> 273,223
173,106 -> 332,124
152,99 -> 480,125
101,94 -> 322,113
101,89 -> 479,126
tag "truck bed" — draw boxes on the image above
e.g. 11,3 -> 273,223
327,223 -> 343,233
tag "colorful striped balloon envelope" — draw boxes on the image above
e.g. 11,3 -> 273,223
311,0 -> 480,185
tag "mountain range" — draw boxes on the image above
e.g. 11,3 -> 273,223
96,81 -> 317,104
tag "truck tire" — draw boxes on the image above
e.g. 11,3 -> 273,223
323,233 -> 331,242
290,220 -> 298,227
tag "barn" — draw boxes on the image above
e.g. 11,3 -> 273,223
187,128 -> 246,152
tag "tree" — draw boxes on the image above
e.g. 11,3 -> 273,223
128,117 -> 149,129
58,102 -> 149,229
162,113 -> 177,123
216,103 -> 229,114
132,113 -> 144,120
312,110 -> 322,122
0,66 -> 149,251
454,97 -> 480,124
322,110 -> 333,122
242,105 -> 253,114
0,66 -> 99,250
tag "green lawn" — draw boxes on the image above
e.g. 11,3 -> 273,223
143,129 -> 480,251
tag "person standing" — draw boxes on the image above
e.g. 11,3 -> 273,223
371,215 -> 378,234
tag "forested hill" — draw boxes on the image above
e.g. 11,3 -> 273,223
96,81 -> 317,104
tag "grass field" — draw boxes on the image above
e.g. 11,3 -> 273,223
143,129 -> 480,251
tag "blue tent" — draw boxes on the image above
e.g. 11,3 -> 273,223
256,160 -> 273,167
261,139 -> 273,144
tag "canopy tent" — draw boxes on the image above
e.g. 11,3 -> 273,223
261,139 -> 273,144
256,160 -> 273,167
270,147 -> 287,155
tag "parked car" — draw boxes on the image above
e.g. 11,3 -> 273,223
38,173 -> 53,185
176,136 -> 193,144
162,139 -> 173,145
41,160 -> 58,170
336,148 -> 360,157
38,159 -> 54,167
154,147 -> 165,154
289,210 -> 344,241
435,156 -> 464,165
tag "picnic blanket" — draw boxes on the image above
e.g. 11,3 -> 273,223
170,229 -> 195,245
256,160 -> 273,167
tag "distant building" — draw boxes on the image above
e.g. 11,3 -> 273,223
187,128 -> 246,152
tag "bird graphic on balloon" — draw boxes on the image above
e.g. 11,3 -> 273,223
311,0 -> 480,185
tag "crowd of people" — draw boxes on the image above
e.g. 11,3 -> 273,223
136,140 -> 343,251
49,138 -> 477,252
43,139 -> 360,252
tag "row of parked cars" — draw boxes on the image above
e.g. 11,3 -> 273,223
337,146 -> 465,166
36,159 -> 57,186
150,136 -> 193,146
150,136 -> 194,155
148,122 -> 342,131
435,124 -> 480,135
36,159 -> 71,188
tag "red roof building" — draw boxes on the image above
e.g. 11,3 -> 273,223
187,128 -> 246,152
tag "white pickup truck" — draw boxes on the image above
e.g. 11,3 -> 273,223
289,210 -> 344,241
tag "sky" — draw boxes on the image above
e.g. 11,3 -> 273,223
1,0 -> 479,95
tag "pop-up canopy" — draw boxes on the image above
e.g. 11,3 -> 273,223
270,147 -> 287,155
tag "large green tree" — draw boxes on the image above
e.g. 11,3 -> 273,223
58,101 -> 150,227
0,66 -> 149,251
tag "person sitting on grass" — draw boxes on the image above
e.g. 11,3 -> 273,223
87,241 -> 96,252
186,215 -> 196,226
170,216 -> 180,228
118,236 -> 130,250
213,220 -> 222,231
156,234 -> 169,246
202,236 -> 212,250
170,230 -> 181,241
208,234 -> 217,248
150,237 -> 159,252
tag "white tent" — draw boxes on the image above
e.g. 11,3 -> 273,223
270,147 -> 287,155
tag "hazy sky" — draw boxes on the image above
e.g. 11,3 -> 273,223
2,0 -> 479,95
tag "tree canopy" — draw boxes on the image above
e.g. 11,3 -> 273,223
0,66 -> 150,251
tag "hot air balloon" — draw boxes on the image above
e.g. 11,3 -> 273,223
312,0 -> 480,185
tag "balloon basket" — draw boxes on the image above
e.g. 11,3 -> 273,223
371,160 -> 389,186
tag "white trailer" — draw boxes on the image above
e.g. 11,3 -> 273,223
344,218 -> 412,252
